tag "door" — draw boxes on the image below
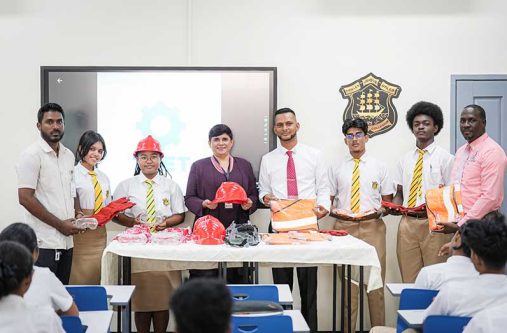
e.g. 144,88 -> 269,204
451,75 -> 507,214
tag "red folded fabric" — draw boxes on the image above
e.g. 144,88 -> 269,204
90,197 -> 136,226
320,229 -> 349,236
381,200 -> 426,213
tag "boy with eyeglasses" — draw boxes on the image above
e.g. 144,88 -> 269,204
328,118 -> 394,332
391,101 -> 454,283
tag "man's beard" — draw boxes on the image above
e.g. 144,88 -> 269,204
41,130 -> 64,143
278,133 -> 297,142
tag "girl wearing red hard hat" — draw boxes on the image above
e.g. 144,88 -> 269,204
185,124 -> 258,282
113,135 -> 187,333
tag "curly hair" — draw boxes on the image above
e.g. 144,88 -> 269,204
342,118 -> 368,136
405,101 -> 444,136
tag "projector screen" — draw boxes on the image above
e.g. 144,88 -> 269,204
41,67 -> 277,191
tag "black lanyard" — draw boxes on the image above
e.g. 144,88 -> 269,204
213,156 -> 232,181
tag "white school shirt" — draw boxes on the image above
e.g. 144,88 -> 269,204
394,143 -> 454,207
0,294 -> 64,333
16,137 -> 75,249
258,143 -> 330,208
463,302 -> 507,333
24,266 -> 74,312
414,255 -> 479,290
328,154 -> 395,212
424,274 -> 507,319
74,162 -> 112,210
114,173 -> 187,218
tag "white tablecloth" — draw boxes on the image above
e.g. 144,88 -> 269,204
101,235 -> 382,292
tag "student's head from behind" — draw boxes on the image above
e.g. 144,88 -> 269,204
405,101 -> 443,141
461,213 -> 507,273
171,278 -> 232,333
37,103 -> 65,144
0,241 -> 34,299
76,130 -> 108,168
342,118 -> 369,156
450,224 -> 471,257
0,223 -> 39,261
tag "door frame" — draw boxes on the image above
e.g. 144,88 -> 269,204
450,74 -> 507,152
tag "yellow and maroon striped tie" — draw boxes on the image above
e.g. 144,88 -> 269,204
350,159 -> 361,213
88,171 -> 104,214
407,149 -> 425,208
145,179 -> 156,225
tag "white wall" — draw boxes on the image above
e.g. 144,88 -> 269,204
2,0 -> 507,330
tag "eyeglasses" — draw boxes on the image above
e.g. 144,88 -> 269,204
345,132 -> 365,140
138,154 -> 160,162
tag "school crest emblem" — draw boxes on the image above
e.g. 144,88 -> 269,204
163,198 -> 170,206
340,73 -> 402,138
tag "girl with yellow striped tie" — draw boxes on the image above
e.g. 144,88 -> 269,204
114,135 -> 187,333
70,130 -> 112,284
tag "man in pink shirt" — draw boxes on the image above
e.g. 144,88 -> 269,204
438,104 -> 507,234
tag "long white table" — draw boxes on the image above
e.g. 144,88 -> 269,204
80,310 -> 114,333
233,310 -> 310,333
386,283 -> 415,296
101,236 -> 383,333
397,309 -> 425,329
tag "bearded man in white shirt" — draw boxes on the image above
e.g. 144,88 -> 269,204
16,103 -> 80,284
258,108 -> 330,332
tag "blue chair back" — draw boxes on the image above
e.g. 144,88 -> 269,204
232,315 -> 292,333
228,285 -> 279,303
61,316 -> 85,333
397,288 -> 439,333
66,286 -> 108,311
423,315 -> 471,333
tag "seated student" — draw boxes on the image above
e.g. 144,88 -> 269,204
414,223 -> 478,290
370,215 -> 507,333
0,241 -> 64,333
423,214 -> 507,319
0,223 -> 78,316
170,278 -> 232,333
463,301 -> 507,333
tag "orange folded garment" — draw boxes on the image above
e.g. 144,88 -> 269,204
262,232 -> 331,245
425,184 -> 464,231
381,201 -> 426,214
271,199 -> 318,232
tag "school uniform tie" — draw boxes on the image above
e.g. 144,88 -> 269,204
350,159 -> 361,213
286,150 -> 299,199
89,170 -> 103,214
407,149 -> 425,208
145,179 -> 156,225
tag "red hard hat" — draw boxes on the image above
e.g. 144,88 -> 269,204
211,182 -> 248,205
133,135 -> 164,158
193,215 -> 226,245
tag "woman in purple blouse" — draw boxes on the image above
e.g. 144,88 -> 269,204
185,124 -> 259,281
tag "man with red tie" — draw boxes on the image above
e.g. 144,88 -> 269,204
258,108 -> 330,332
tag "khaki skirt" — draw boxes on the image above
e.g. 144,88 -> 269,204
131,270 -> 182,312
69,226 -> 107,285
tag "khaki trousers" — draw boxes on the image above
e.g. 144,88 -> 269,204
335,218 -> 386,333
396,216 -> 451,283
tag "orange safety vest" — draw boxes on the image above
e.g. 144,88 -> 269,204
426,184 -> 464,231
271,199 -> 318,232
